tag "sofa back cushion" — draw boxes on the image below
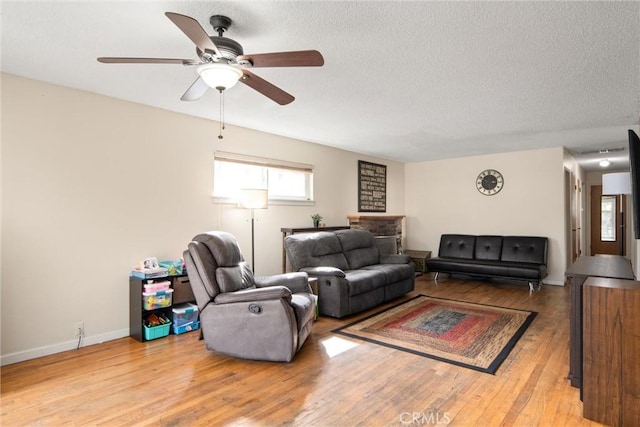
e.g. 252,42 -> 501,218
475,236 -> 503,261
216,265 -> 252,293
190,231 -> 254,294
500,236 -> 548,265
285,232 -> 349,271
186,240 -> 221,299
336,229 -> 379,270
438,234 -> 476,259
184,244 -> 219,311
374,236 -> 398,255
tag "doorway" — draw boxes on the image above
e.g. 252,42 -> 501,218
565,169 -> 582,265
590,185 -> 626,255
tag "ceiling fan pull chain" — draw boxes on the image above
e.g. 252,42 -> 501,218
218,88 -> 225,139
222,90 -> 226,132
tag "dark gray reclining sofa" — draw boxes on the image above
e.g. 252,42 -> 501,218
285,229 -> 415,318
425,234 -> 548,291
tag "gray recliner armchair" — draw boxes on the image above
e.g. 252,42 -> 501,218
184,231 -> 315,362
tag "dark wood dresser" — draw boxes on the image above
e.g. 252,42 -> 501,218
565,255 -> 634,391
582,276 -> 640,426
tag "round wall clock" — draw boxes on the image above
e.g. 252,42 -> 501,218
476,169 -> 504,195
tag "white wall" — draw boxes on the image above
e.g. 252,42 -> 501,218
404,147 -> 566,285
1,74 -> 405,364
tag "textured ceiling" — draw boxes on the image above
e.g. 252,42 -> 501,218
2,1 -> 639,170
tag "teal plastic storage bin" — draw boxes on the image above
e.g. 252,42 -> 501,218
144,321 -> 171,340
172,321 -> 200,335
159,260 -> 183,276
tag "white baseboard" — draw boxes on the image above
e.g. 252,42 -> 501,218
543,279 -> 565,286
1,328 -> 130,366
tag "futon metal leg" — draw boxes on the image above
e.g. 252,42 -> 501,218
434,272 -> 440,281
529,281 -> 542,292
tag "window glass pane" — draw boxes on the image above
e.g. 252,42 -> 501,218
601,195 -> 616,242
213,156 -> 313,202
268,168 -> 309,200
213,161 -> 267,198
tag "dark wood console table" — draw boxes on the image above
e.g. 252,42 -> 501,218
582,277 -> 640,426
565,255 -> 634,392
280,226 -> 350,272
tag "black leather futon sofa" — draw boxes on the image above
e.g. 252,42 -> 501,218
425,234 -> 548,291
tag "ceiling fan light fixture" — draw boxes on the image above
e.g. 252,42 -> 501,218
198,63 -> 242,90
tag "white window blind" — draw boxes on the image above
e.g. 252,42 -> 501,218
213,151 -> 314,204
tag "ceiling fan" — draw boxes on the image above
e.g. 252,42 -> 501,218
97,12 -> 324,105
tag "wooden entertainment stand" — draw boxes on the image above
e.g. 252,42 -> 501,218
565,255 -> 634,390
582,276 -> 640,425
566,255 -> 640,425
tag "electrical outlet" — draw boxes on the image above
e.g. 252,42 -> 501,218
74,321 -> 84,337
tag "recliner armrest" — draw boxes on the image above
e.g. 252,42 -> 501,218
214,286 -> 292,304
254,271 -> 311,294
301,266 -> 346,278
380,254 -> 411,264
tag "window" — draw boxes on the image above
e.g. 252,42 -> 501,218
213,151 -> 314,204
601,195 -> 616,242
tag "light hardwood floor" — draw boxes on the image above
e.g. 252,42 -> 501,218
1,276 -> 603,426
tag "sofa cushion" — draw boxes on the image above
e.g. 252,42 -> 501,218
426,258 -> 546,280
475,236 -> 503,261
501,236 -> 548,265
426,258 -> 497,275
285,232 -> 349,271
438,234 -> 476,259
336,229 -> 380,269
375,236 -> 398,255
343,269 -> 386,296
502,262 -> 548,280
363,263 -> 414,283
216,265 -> 253,293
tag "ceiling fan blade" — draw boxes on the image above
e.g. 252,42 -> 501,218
240,70 -> 294,105
181,76 -> 209,101
237,50 -> 324,68
165,12 -> 222,57
97,57 -> 201,65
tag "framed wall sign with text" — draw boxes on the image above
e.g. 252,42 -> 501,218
358,160 -> 386,212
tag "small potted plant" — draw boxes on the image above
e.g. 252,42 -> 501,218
311,213 -> 323,228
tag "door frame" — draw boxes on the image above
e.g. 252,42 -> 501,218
590,185 -> 626,256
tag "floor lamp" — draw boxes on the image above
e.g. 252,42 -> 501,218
238,188 -> 269,272
602,172 -> 631,256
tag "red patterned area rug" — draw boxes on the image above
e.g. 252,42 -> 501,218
333,295 -> 537,374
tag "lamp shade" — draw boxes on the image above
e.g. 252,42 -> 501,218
198,63 -> 243,90
602,172 -> 631,195
238,189 -> 268,209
